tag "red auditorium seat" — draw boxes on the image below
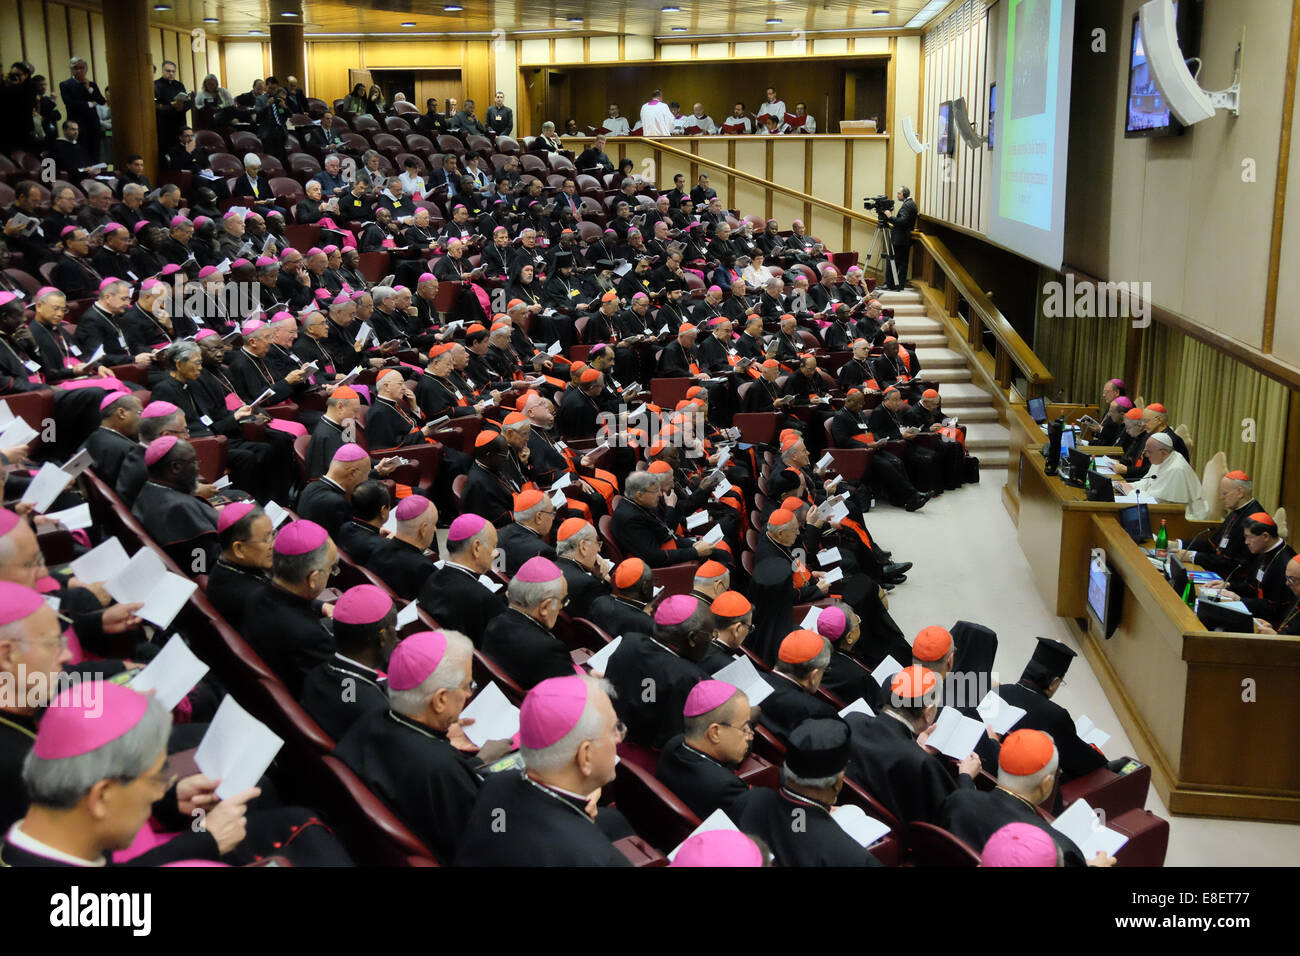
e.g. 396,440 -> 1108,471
904,822 -> 983,866
316,755 -> 440,866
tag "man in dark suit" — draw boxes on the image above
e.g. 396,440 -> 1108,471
588,558 -> 656,641
497,490 -> 559,574
554,518 -> 612,620
880,185 -> 917,290
365,494 -> 439,602
754,631 -> 840,743
610,470 -> 711,568
485,91 -> 513,136
59,57 -> 106,163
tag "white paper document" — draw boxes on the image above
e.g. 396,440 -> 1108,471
262,500 -> 291,528
552,470 -> 573,490
816,451 -> 835,472
798,606 -> 822,630
823,566 -> 843,585
195,696 -> 284,799
585,635 -> 622,674
831,804 -> 891,848
105,548 -> 197,628
870,654 -> 903,686
1074,714 -> 1111,749
924,707 -> 986,760
20,463 -> 72,513
1051,798 -> 1129,858
711,477 -> 734,500
45,502 -> 93,530
976,691 -> 1026,735
0,416 -> 38,449
396,600 -> 421,628
60,449 -> 94,481
712,655 -> 773,705
546,341 -> 563,356
838,697 -> 875,719
458,681 -> 521,747
69,537 -> 129,583
685,509 -> 710,530
129,635 -> 210,711
668,808 -> 738,862
817,547 -> 842,567
701,524 -> 725,545
478,574 -> 504,593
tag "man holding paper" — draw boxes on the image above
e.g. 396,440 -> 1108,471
335,630 -> 511,864
611,470 -> 714,568
130,436 -> 220,571
730,718 -> 885,867
844,665 -> 981,825
755,631 -> 840,742
938,729 -> 1096,867
417,514 -> 508,647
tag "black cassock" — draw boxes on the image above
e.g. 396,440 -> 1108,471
558,557 -> 610,620
131,480 -> 219,571
305,416 -> 348,479
997,682 -> 1107,782
843,711 -> 973,825
822,649 -> 882,710
938,786 -> 1086,866
481,607 -> 573,689
0,828 -> 220,868
337,518 -> 385,565
333,708 -> 483,864
610,498 -> 697,567
461,462 -> 516,529
755,672 -> 839,743
365,536 -> 436,602
299,654 -> 388,743
417,563 -> 507,647
80,427 -> 139,485
241,584 -> 336,696
604,633 -> 708,748
730,788 -> 884,867
457,770 -> 633,866
587,594 -> 653,642
497,523 -> 558,575
1186,498 -> 1262,575
698,639 -> 743,676
205,560 -> 271,631
295,476 -> 352,539
655,735 -> 750,819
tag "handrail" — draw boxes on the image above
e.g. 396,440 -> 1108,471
609,137 -> 880,228
915,233 -> 1053,389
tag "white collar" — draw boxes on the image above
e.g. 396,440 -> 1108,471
5,822 -> 106,866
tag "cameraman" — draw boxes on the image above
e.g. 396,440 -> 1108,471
880,185 -> 917,291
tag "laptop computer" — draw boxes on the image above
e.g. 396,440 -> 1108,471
1086,470 -> 1116,502
1196,599 -> 1255,633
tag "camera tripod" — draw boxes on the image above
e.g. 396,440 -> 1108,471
865,219 -> 899,290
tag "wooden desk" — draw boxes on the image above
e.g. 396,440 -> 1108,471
1075,514 -> 1300,822
1004,411 -> 1300,821
1014,446 -> 1203,617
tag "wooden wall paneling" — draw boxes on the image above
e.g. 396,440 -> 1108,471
148,28 -> 163,86
89,10 -> 109,91
726,139 -> 736,209
67,5 -> 91,80
733,140 -> 767,220
0,0 -> 20,73
843,137 -> 854,251
764,140 -> 773,221
46,3 -> 71,101
19,0 -> 47,84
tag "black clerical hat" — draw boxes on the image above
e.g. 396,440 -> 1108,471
1022,637 -> 1077,686
663,276 -> 686,292
786,718 -> 851,779
593,258 -> 617,271
553,251 -> 574,267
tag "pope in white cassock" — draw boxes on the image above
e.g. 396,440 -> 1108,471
1118,433 -> 1203,509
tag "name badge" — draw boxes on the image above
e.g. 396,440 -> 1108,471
200,414 -> 214,426
1219,536 -> 1229,549
1257,567 -> 1266,582
24,360 -> 40,372
69,344 -> 81,356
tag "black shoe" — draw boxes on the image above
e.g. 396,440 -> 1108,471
883,561 -> 913,576
878,550 -> 893,561
904,494 -> 927,512
880,580 -> 896,592
885,573 -> 907,586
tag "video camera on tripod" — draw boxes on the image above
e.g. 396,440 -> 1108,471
864,195 -> 895,215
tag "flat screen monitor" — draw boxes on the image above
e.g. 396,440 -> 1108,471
1118,504 -> 1150,542
1125,2 -> 1202,138
1196,599 -> 1254,633
1168,552 -> 1189,599
1087,559 -> 1122,638
937,101 -> 953,155
1028,396 -> 1047,423
1060,429 -> 1076,455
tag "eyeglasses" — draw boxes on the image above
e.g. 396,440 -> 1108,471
19,632 -> 67,652
720,720 -> 755,736
0,554 -> 48,570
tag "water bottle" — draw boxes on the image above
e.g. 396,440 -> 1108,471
1155,519 -> 1168,557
